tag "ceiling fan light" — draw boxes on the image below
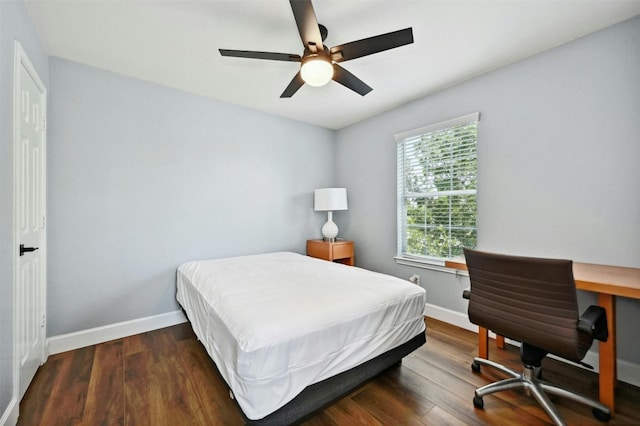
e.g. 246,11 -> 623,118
300,57 -> 334,87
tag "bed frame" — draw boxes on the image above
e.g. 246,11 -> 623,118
236,330 -> 427,425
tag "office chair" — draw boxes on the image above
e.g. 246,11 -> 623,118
463,248 -> 611,426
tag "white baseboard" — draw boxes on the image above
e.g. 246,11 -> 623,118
47,310 -> 187,355
424,302 -> 640,388
0,396 -> 18,426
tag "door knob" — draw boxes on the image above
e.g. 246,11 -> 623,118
19,244 -> 39,256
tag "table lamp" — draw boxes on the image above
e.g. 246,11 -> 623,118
314,188 -> 348,242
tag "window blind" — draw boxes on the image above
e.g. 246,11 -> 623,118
396,112 -> 479,261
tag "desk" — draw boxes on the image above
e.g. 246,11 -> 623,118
446,258 -> 640,412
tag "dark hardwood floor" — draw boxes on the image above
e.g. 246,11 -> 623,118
18,317 -> 640,425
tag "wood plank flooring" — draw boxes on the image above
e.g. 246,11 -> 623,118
18,318 -> 640,425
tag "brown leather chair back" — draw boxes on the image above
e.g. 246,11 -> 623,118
464,248 -> 592,362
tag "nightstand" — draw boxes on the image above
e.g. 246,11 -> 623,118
306,239 -> 354,266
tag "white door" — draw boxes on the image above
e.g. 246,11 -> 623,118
14,41 -> 47,399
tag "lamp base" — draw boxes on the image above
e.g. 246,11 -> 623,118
321,211 -> 339,241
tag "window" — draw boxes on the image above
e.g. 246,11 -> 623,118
396,112 -> 479,264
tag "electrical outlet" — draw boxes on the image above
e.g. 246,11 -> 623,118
409,274 -> 420,286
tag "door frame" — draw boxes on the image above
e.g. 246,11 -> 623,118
13,40 -> 48,404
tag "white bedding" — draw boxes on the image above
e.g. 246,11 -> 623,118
176,251 -> 426,420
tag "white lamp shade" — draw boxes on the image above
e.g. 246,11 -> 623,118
314,188 -> 348,211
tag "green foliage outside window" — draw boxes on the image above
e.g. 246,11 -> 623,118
399,120 -> 477,259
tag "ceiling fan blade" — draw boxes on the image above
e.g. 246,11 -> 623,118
281,71 -> 305,98
332,64 -> 372,96
289,0 -> 324,51
330,27 -> 413,63
219,49 -> 301,62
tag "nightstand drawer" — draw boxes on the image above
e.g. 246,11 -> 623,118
332,244 -> 352,260
306,239 -> 355,266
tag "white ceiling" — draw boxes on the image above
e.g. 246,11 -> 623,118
25,0 -> 640,129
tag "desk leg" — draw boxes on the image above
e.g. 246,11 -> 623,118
478,326 -> 489,359
478,328 -> 505,358
598,293 -> 616,412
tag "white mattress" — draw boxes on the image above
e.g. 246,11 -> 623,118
176,251 -> 426,420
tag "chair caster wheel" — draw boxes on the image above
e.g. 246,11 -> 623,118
592,408 -> 611,422
471,361 -> 481,373
473,395 -> 484,409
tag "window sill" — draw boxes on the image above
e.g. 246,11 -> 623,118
394,256 -> 469,276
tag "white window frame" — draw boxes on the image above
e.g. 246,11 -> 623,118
395,112 -> 479,269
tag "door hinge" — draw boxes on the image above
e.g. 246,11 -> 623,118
42,215 -> 46,229
41,116 -> 47,131
41,314 -> 46,328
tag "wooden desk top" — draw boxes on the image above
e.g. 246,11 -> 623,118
445,258 -> 640,300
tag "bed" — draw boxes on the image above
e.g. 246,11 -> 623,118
176,251 -> 426,424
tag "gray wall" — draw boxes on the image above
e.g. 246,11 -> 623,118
47,58 -> 335,336
335,17 -> 640,366
0,0 -> 49,418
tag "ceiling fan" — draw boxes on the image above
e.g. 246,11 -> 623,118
219,0 -> 414,98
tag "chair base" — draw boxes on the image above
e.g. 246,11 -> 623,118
471,357 -> 611,426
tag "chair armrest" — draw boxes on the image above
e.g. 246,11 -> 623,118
578,305 -> 608,342
462,288 -> 470,300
